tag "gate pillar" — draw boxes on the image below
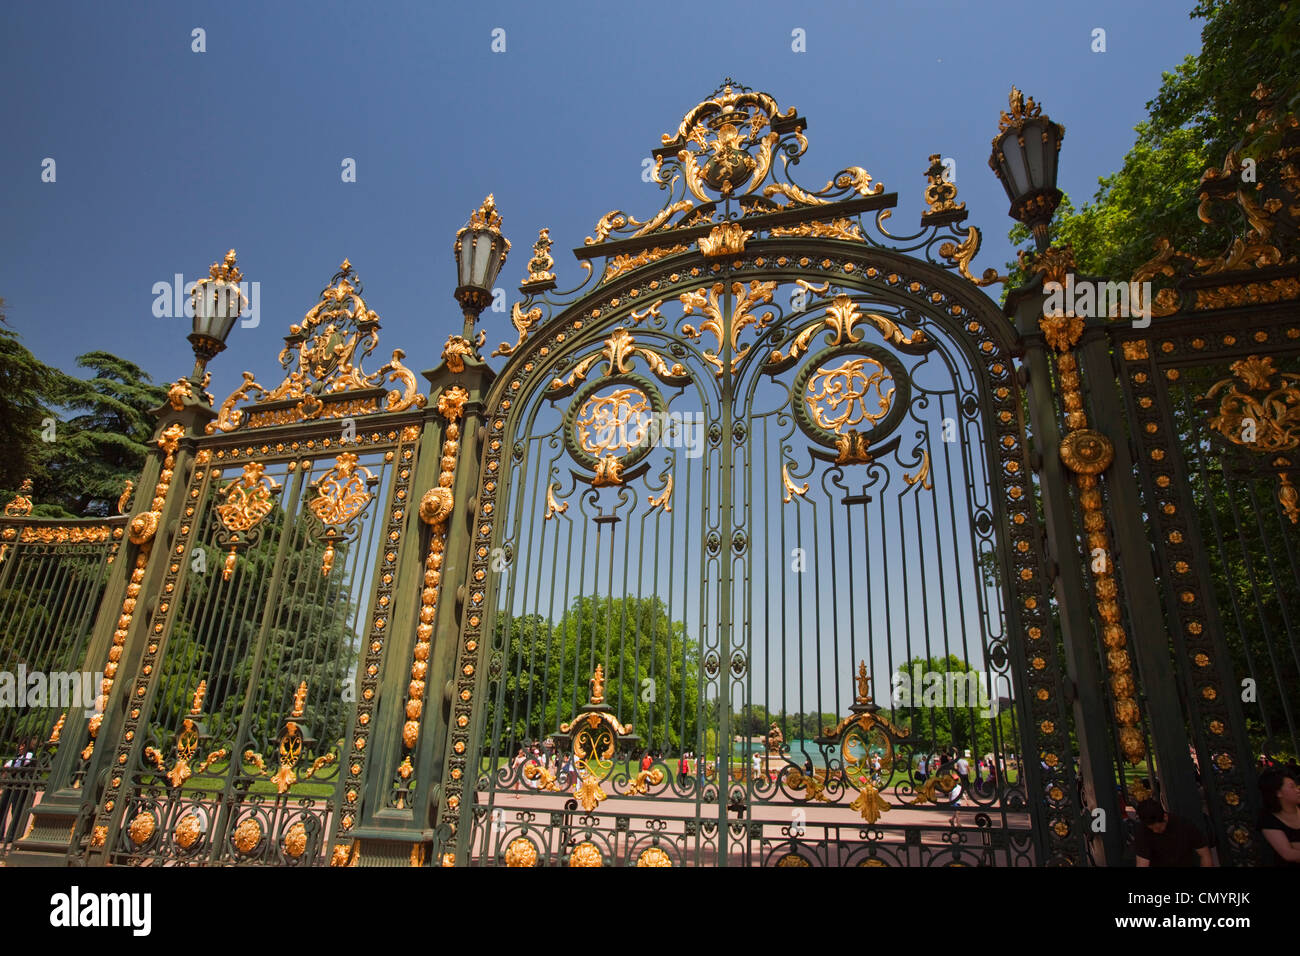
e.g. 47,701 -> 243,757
343,335 -> 494,866
10,388 -> 216,865
1010,272 -> 1122,864
1075,328 -> 1203,834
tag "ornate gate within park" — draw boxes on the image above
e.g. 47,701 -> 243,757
1,81 -> 1296,866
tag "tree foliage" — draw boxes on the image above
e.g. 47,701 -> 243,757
491,595 -> 702,756
1005,0 -> 1300,284
891,654 -> 1018,758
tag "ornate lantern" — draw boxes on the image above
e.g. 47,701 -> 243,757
188,249 -> 245,380
989,88 -> 1065,250
453,194 -> 511,319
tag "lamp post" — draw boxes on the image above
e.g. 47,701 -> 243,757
453,195 -> 511,343
188,249 -> 245,382
988,88 -> 1064,251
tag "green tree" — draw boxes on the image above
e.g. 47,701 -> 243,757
0,301 -> 66,497
491,595 -> 702,756
891,654 -> 1016,758
40,352 -> 168,517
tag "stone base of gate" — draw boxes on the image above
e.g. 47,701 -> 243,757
344,836 -> 432,867
5,807 -> 77,866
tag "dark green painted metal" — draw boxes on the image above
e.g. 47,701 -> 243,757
1009,282 -> 1120,865
1077,328 -> 1203,836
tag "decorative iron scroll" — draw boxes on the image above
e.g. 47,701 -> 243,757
813,663 -> 910,824
308,453 -> 378,576
1127,87 -> 1298,318
243,681 -> 336,794
1204,355 -> 1300,523
214,461 -> 282,581
208,260 -> 426,433
140,681 -> 227,792
512,665 -> 644,817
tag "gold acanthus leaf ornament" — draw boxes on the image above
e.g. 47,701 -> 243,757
647,473 -> 673,513
1206,356 -> 1300,454
442,335 -> 474,373
544,480 -> 568,520
698,222 -> 753,257
850,782 -> 891,824
680,280 -> 777,377
1038,312 -> 1085,353
781,464 -> 808,503
492,302 -> 543,358
574,766 -> 608,813
769,218 -> 864,241
764,166 -> 885,207
117,480 -> 134,516
939,227 -> 1005,287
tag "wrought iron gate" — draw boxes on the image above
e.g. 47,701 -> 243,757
439,83 -> 1082,867
8,80 -> 1292,868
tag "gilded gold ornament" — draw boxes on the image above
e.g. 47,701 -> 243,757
569,842 -> 602,867
232,818 -> 261,854
173,814 -> 202,850
1059,429 -> 1114,475
504,837 -> 538,867
698,222 -> 753,257
4,478 -> 34,517
127,811 -> 156,845
282,821 -> 308,859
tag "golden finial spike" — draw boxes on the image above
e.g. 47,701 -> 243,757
856,660 -> 873,704
292,680 -> 308,718
191,680 -> 207,715
522,227 -> 556,285
590,664 -> 605,705
49,712 -> 67,743
339,258 -> 352,275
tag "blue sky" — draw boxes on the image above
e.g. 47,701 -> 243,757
1,0 -> 1205,400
